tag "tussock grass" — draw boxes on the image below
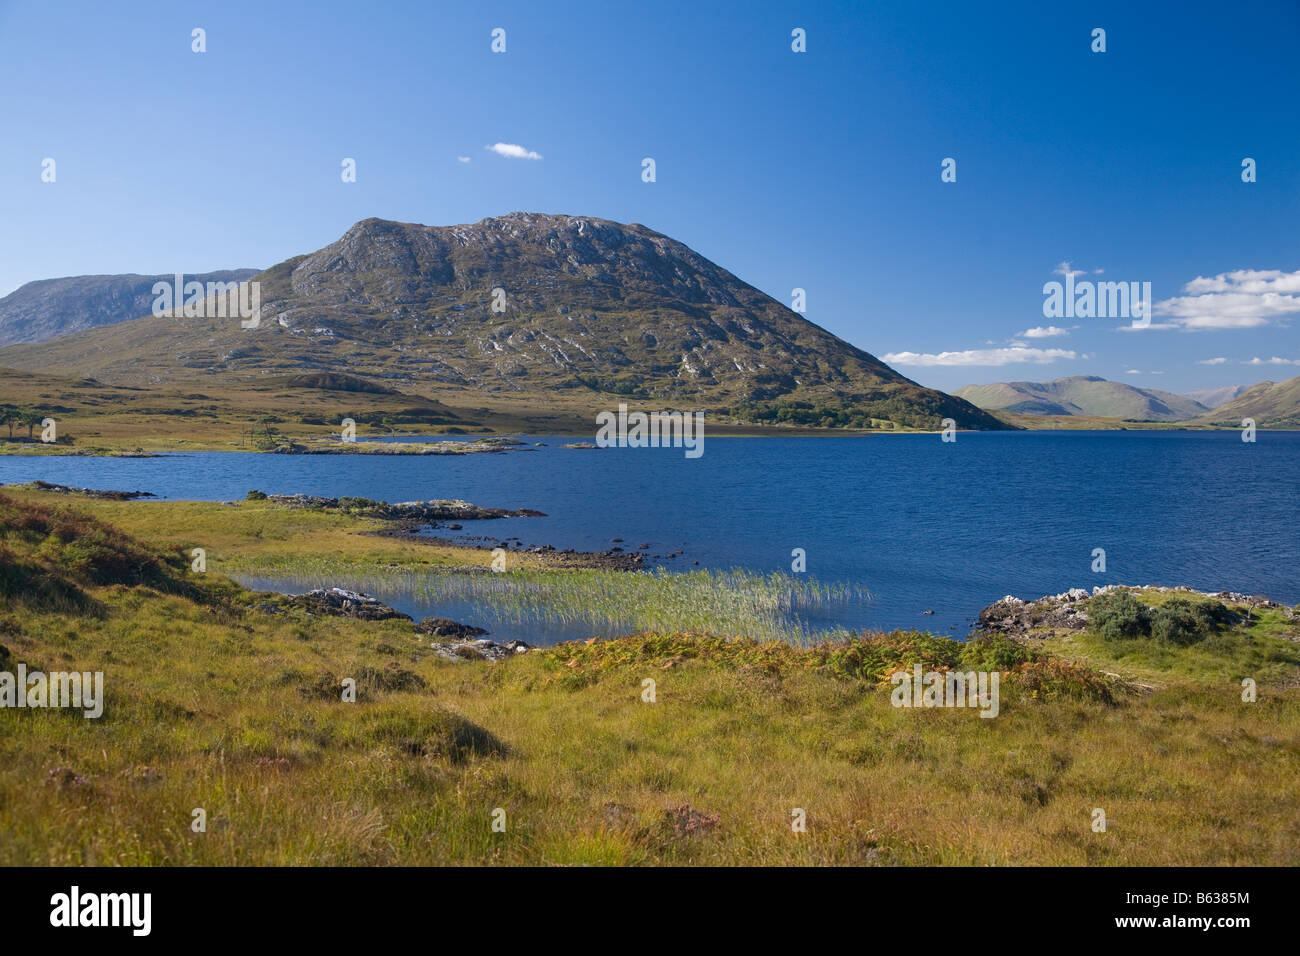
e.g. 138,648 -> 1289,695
1,491 -> 1297,865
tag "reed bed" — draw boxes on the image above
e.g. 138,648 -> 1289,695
239,564 -> 869,644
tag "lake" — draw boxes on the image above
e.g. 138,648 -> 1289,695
3,430 -> 1297,641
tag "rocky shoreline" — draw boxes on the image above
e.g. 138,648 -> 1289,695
374,527 -> 650,570
6,480 -> 157,500
260,493 -> 545,522
268,437 -> 530,455
267,587 -> 531,663
261,581 -> 1300,670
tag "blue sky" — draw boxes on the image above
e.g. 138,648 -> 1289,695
1,0 -> 1297,393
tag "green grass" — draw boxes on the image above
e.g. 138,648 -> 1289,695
1041,595 -> 1300,687
1,489 -> 1298,865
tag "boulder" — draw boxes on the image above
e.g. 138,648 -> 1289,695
414,617 -> 488,640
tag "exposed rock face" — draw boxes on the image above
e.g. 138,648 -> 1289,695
0,213 -> 1007,430
0,270 -> 258,346
287,587 -> 411,621
415,617 -> 488,639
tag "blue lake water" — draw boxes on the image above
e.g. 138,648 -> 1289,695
2,431 -> 1297,639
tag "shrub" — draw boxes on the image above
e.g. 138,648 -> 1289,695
1089,591 -> 1236,647
1150,597 -> 1235,646
245,489 -> 267,500
959,632 -> 1037,670
1088,591 -> 1153,641
819,631 -> 964,683
1008,659 -> 1116,705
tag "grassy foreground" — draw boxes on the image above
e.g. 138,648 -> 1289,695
1,488 -> 1297,865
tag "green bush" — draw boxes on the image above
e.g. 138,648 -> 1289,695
960,632 -> 1037,670
1150,597 -> 1235,646
1008,659 -> 1115,705
1088,591 -> 1153,641
1089,591 -> 1236,646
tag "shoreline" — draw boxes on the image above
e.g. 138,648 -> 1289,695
4,424 -> 1296,457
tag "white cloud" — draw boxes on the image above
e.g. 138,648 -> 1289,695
1117,322 -> 1180,332
1198,357 -> 1228,365
1019,325 -> 1070,338
1243,356 -> 1300,366
1154,269 -> 1300,330
457,156 -> 471,163
486,142 -> 543,160
1053,261 -> 1085,278
882,346 -> 1077,367
1125,369 -> 1142,375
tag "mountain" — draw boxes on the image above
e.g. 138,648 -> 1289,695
0,214 -> 1004,429
0,270 -> 260,347
1183,384 -> 1247,410
1194,376 -> 1300,428
954,375 -> 1210,421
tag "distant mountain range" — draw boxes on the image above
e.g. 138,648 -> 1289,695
0,270 -> 260,347
954,375 -> 1210,421
1182,384 -> 1247,410
0,213 -> 1004,430
956,374 -> 1300,428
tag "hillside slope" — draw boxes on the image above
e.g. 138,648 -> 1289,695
0,214 -> 1004,429
1195,376 -> 1300,428
0,270 -> 259,347
1183,384 -> 1246,410
955,375 -> 1208,421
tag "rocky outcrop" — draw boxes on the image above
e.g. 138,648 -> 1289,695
286,587 -> 411,621
429,638 -> 533,662
978,584 -> 1292,637
977,589 -> 1092,635
18,480 -> 156,500
415,617 -> 488,639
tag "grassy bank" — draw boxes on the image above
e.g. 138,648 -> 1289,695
1,489 -> 1297,865
0,367 -> 946,456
